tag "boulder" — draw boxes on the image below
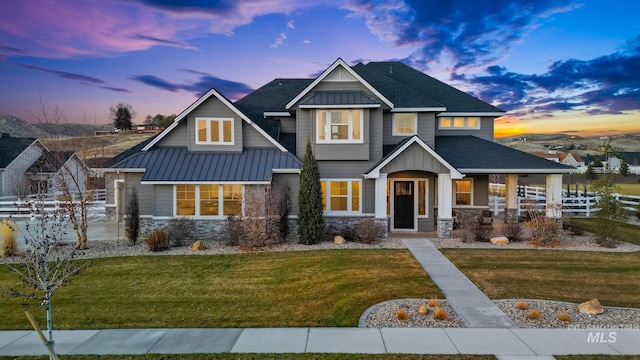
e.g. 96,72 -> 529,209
191,240 -> 207,251
417,303 -> 428,316
334,235 -> 346,245
490,236 -> 509,245
578,299 -> 603,315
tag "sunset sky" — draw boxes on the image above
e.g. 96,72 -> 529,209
1,0 -> 638,137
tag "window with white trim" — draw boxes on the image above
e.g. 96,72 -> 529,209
320,179 -> 361,213
454,179 -> 473,206
316,109 -> 363,143
418,179 -> 428,217
175,184 -> 243,217
392,113 -> 417,135
438,117 -> 480,129
196,117 -> 234,144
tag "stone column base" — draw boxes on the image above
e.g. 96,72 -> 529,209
437,218 -> 454,238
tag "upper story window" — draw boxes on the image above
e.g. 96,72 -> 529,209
392,113 -> 417,136
196,117 -> 234,145
316,109 -> 363,143
438,116 -> 480,130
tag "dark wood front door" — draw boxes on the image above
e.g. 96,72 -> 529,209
394,181 -> 414,229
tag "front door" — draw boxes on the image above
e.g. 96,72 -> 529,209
394,181 -> 414,229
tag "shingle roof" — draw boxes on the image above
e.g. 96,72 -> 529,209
435,136 -> 573,172
0,137 -> 37,168
234,79 -> 313,138
354,62 -> 504,113
299,91 -> 379,106
113,147 -> 301,182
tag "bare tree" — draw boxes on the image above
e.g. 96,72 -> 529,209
30,98 -> 95,249
1,198 -> 90,356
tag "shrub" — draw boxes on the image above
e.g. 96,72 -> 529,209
146,229 -> 170,252
352,218 -> 385,244
396,309 -> 408,320
564,218 -> 585,236
417,304 -> 428,316
167,217 -> 195,247
592,172 -> 627,246
502,221 -> 527,242
526,212 -> 560,248
463,221 -> 492,242
277,185 -> 291,241
434,307 -> 449,321
526,309 -> 542,320
428,298 -> 439,307
339,225 -> 356,242
124,187 -> 140,245
1,220 -> 18,258
226,215 -> 242,246
297,141 -> 324,245
557,312 -> 572,322
515,300 -> 528,310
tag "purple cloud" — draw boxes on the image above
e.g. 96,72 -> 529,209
15,63 -> 106,84
131,35 -> 198,50
100,86 -> 133,93
130,69 -> 253,100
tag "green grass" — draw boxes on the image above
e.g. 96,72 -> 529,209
570,218 -> 640,246
0,249 -> 440,330
1,355 -> 495,360
442,249 -> 640,308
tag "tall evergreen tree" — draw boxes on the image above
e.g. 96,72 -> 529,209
620,156 -> 629,176
110,103 -> 134,131
125,187 -> 140,245
298,141 -> 324,245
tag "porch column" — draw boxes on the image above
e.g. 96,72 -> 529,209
374,173 -> 387,219
545,174 -> 563,219
504,174 -> 519,224
437,173 -> 453,238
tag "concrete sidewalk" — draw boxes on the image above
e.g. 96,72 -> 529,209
402,238 -> 516,328
1,328 -> 638,356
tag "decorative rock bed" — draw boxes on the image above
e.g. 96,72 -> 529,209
360,299 -> 465,328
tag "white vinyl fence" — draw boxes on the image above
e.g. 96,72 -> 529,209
488,183 -> 640,217
0,189 -> 106,220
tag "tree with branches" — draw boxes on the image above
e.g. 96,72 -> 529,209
110,103 -> 135,131
1,199 -> 90,357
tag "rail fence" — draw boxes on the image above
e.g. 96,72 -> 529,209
488,183 -> 640,217
0,189 -> 106,219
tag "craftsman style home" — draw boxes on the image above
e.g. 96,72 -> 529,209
105,59 -> 571,238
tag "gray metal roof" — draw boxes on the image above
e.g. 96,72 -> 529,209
113,147 -> 301,182
299,91 -> 379,106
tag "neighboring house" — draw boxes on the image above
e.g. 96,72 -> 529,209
105,59 -> 572,238
531,151 -> 584,167
0,133 -> 90,198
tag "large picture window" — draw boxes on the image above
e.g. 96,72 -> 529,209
454,179 -> 473,206
175,184 -> 243,216
320,179 -> 361,213
438,117 -> 480,130
196,117 -> 234,144
392,113 -> 417,135
317,109 -> 363,143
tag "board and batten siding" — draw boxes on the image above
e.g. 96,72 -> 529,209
435,117 -> 495,141
383,112 -> 436,147
381,143 -> 450,174
187,97 -> 243,152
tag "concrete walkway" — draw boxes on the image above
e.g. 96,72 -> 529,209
1,328 -> 638,356
402,238 -> 516,328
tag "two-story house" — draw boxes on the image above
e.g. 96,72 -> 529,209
105,59 -> 572,238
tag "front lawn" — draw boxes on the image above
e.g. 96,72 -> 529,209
0,249 -> 440,330
442,249 -> 640,308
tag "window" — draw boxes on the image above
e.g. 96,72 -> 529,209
392,113 -> 417,135
175,184 -> 243,216
316,110 -> 363,143
438,117 -> 480,129
454,180 -> 473,205
320,179 -> 361,213
418,180 -> 426,216
196,117 -> 234,144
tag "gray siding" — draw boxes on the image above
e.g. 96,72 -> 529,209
435,117 -> 495,141
187,97 -> 243,152
105,172 -> 153,219
383,112 -> 436,147
154,185 -> 173,217
156,120 -> 188,147
363,179 -> 375,214
313,109 -> 370,160
242,122 -> 276,148
381,143 -> 450,174
473,175 -> 489,206
279,117 -> 296,133
272,173 -> 300,215
417,218 -> 434,232
296,109 -> 311,156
